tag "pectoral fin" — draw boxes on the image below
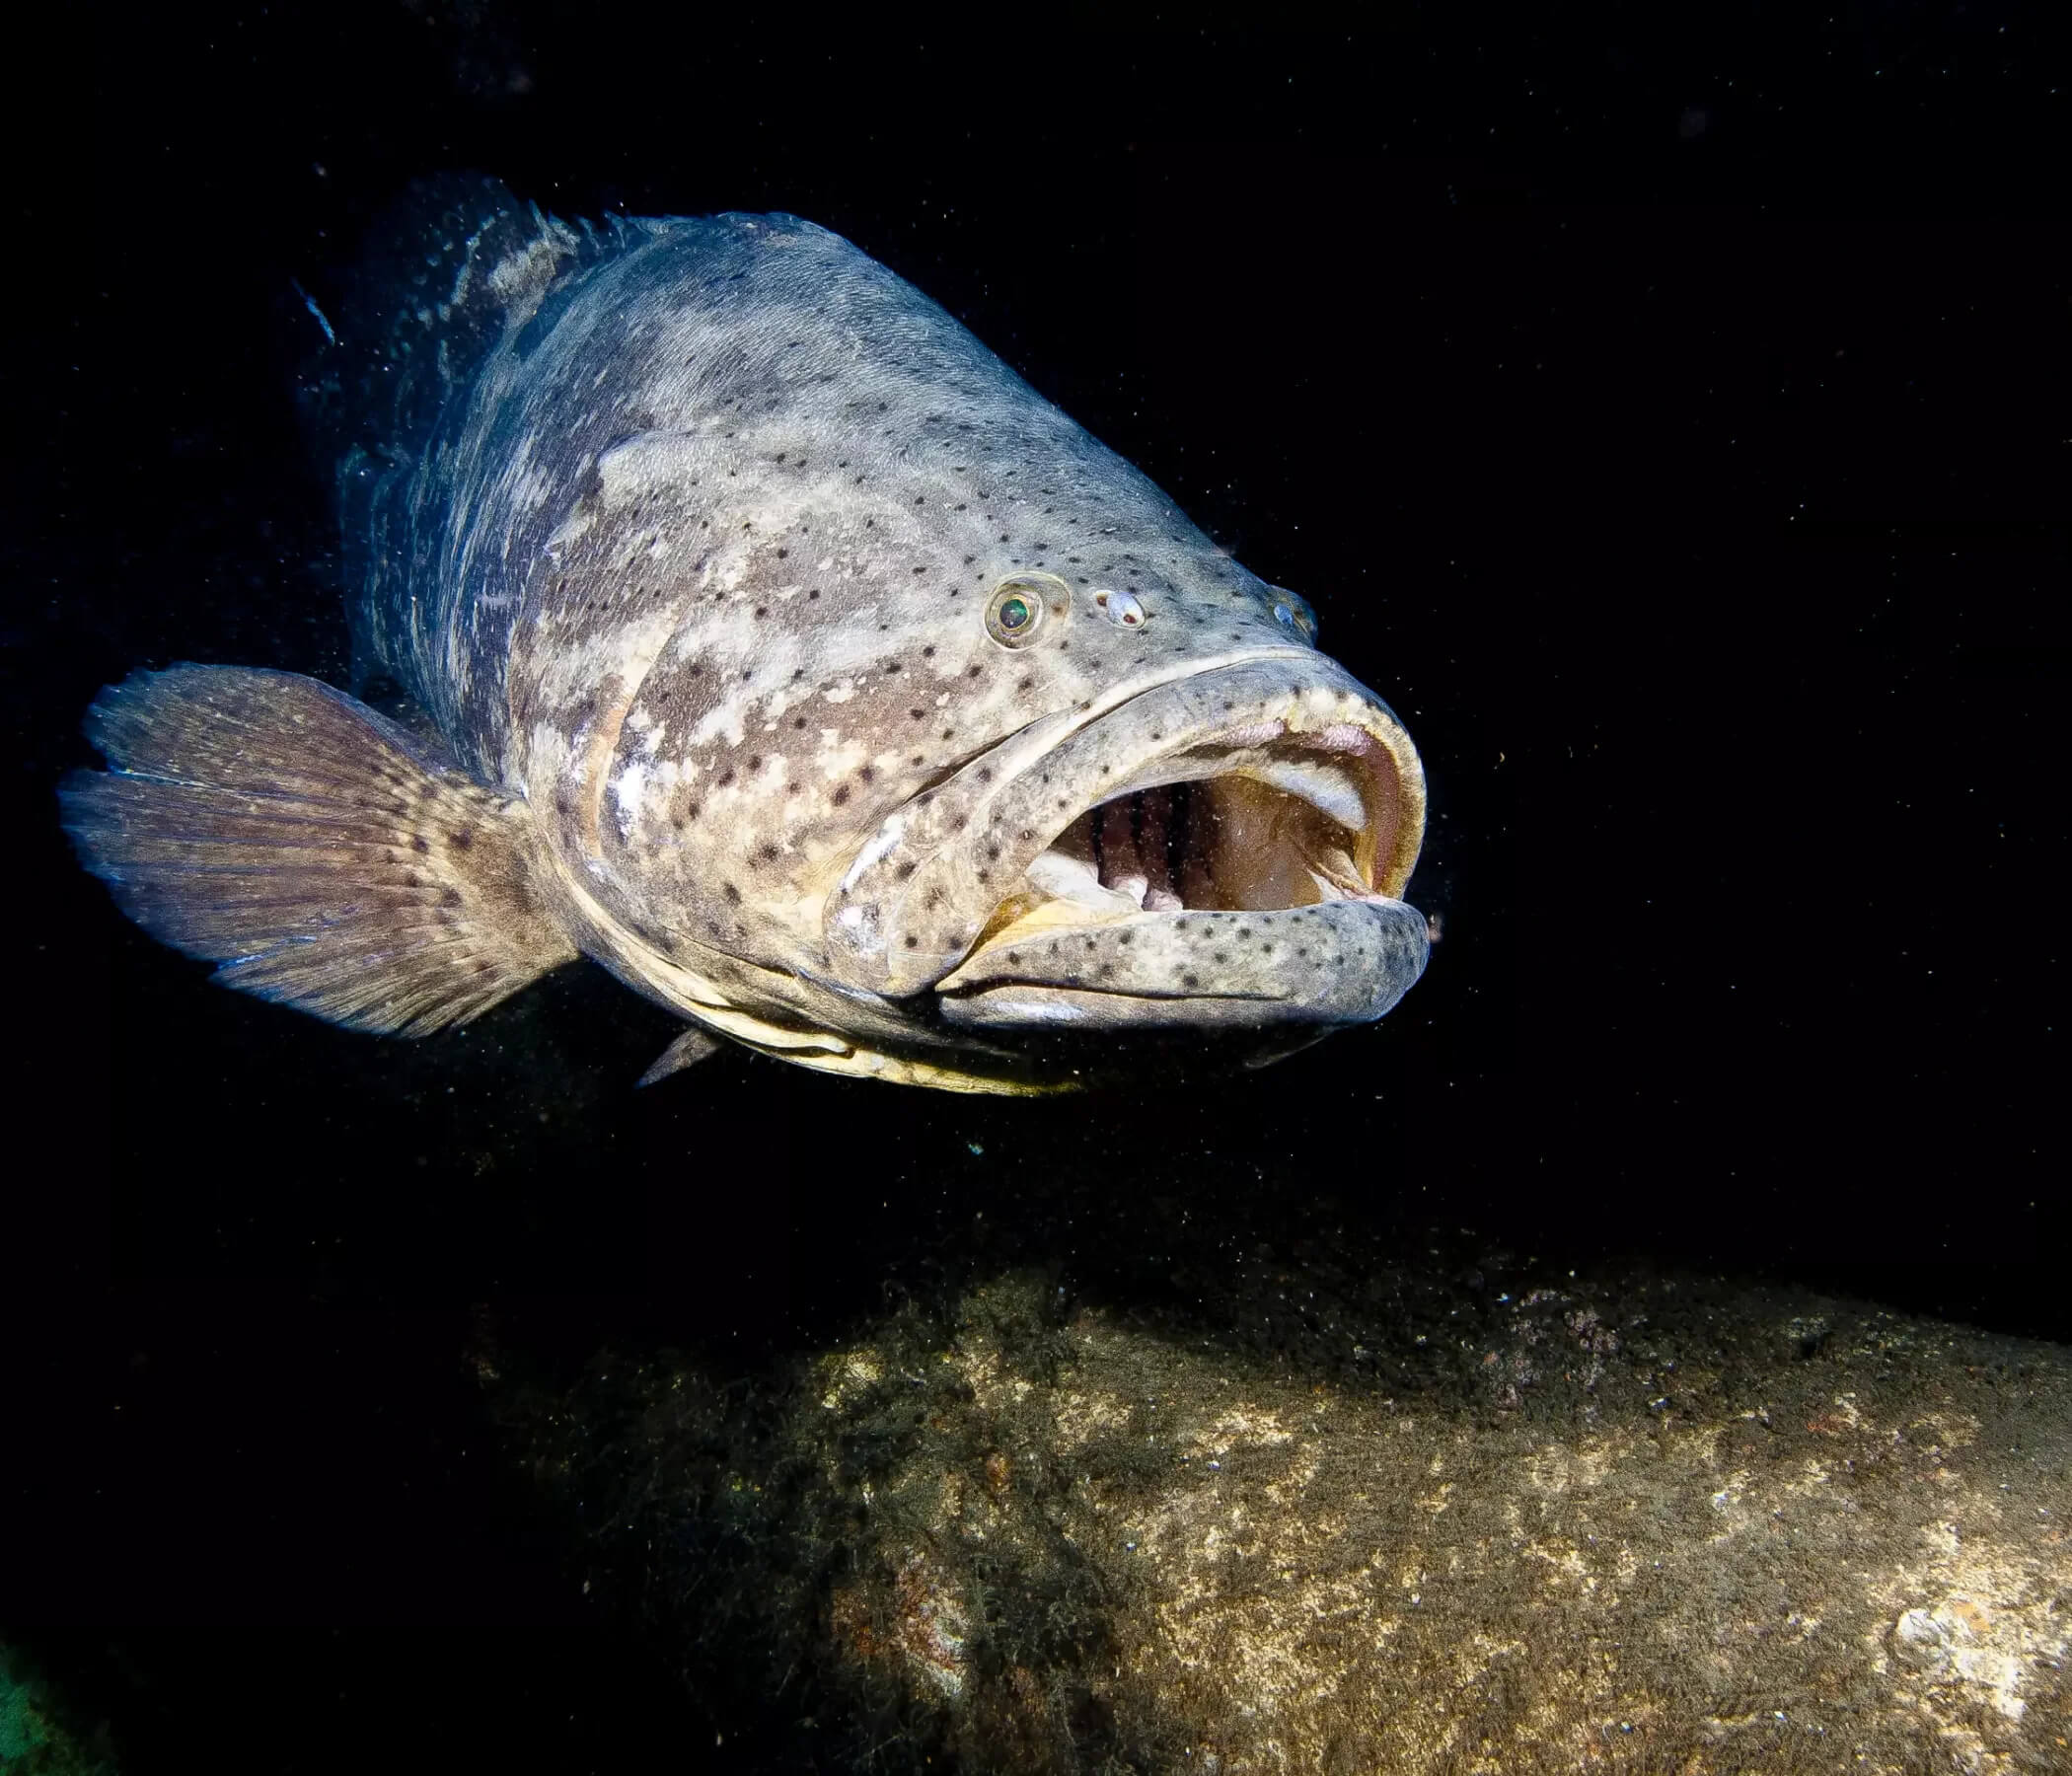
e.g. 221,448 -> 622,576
60,664 -> 577,1034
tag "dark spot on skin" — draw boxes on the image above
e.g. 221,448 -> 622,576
911,754 -> 924,766
896,860 -> 917,880
755,606 -> 767,618
441,887 -> 463,910
906,934 -> 920,948
1119,931 -> 1134,946
833,784 -> 851,805
777,548 -> 788,557
978,767 -> 994,783
987,845 -> 1000,861
976,870 -> 990,883
967,665 -> 983,679
808,589 -> 820,600
1184,972 -> 1200,988
748,756 -> 763,772
795,716 -> 808,728
1018,676 -> 1034,691
411,834 -> 430,853
717,770 -> 736,787
859,766 -> 876,784
761,844 -> 780,861
724,882 -> 741,904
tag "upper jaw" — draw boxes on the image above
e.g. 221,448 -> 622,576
822,653 -> 1428,1007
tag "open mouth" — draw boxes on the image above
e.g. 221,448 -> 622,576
964,725 -> 1404,952
824,653 -> 1430,1026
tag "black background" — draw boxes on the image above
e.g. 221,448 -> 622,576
6,6 -> 2064,1770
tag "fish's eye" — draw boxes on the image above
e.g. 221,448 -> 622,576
986,572 -> 1068,648
1268,585 -> 1318,644
1093,588 -> 1148,629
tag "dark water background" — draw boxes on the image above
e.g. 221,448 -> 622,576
7,7 -> 2064,1769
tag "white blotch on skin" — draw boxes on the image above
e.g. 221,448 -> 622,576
688,702 -> 747,749
613,760 -> 648,837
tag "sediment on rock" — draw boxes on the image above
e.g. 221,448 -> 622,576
501,1262 -> 2071,1774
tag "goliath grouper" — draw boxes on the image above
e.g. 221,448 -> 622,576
62,178 -> 1430,1093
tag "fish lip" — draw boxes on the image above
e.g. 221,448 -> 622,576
932,894 -> 1432,1030
822,650 -> 1428,1007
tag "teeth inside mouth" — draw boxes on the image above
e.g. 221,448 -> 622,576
1029,763 -> 1375,920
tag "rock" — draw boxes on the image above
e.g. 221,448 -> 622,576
505,1262 -> 2071,1772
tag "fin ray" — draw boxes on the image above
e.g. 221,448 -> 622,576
62,665 -> 577,1035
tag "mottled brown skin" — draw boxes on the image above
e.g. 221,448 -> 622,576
64,181 -> 1431,1091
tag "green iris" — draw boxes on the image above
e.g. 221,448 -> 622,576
985,571 -> 1064,647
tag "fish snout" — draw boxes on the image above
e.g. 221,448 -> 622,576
821,655 -> 1428,1032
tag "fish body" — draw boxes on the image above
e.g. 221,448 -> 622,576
64,178 -> 1430,1092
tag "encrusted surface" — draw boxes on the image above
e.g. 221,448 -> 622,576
520,1264 -> 2070,1772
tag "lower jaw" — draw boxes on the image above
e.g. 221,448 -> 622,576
935,893 -> 1432,1031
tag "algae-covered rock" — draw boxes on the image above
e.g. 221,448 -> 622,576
0,1647 -> 117,1776
509,1262 -> 2070,1772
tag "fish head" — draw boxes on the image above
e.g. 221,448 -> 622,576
812,561 -> 1430,1075
560,502 -> 1427,1090
509,218 -> 1429,1089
